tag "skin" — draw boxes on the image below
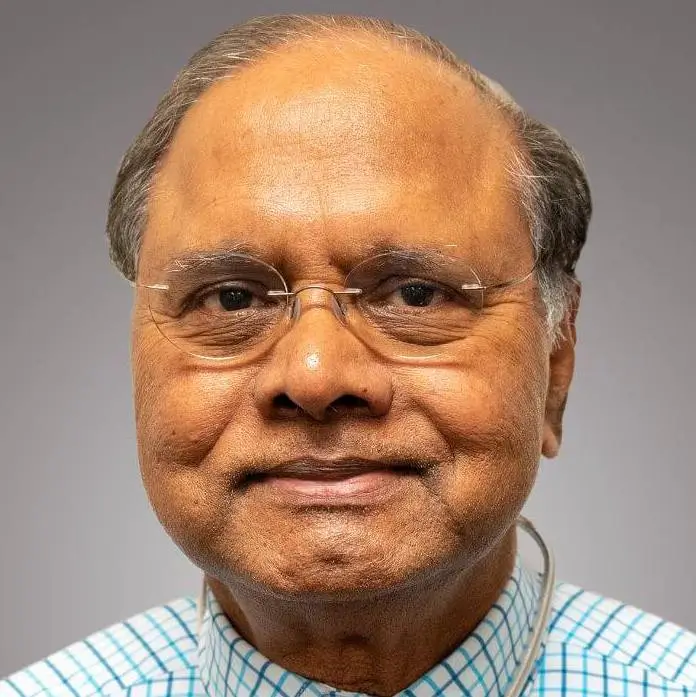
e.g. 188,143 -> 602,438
131,32 -> 577,696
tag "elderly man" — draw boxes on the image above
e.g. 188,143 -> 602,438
3,13 -> 695,697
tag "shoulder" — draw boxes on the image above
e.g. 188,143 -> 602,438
535,579 -> 696,694
0,596 -> 200,697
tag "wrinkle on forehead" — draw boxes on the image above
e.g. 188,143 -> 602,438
162,32 -> 515,184
145,32 -> 528,274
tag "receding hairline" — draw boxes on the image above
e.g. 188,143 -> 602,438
214,23 -> 484,90
161,24 -> 513,136
150,23 -> 522,226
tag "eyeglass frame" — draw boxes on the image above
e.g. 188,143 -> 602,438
128,247 -> 541,362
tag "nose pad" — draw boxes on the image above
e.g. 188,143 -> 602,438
289,287 -> 348,324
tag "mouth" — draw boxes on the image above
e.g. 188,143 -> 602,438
240,458 -> 432,506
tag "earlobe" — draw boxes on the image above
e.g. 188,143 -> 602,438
541,395 -> 567,458
541,285 -> 580,459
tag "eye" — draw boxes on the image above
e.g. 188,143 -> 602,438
396,282 -> 440,307
195,282 -> 269,314
378,279 -> 454,308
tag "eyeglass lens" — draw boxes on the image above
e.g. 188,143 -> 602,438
143,246 -> 527,363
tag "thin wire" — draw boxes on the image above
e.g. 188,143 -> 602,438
507,516 -> 556,697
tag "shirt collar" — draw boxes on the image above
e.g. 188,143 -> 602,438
198,555 -> 541,697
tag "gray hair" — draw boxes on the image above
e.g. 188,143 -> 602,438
107,14 -> 591,342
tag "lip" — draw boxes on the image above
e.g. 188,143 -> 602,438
241,457 -> 430,506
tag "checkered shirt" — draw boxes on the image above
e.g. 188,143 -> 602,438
2,556 -> 695,696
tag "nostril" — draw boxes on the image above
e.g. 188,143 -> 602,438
270,392 -> 371,418
272,394 -> 299,413
324,394 -> 375,420
328,394 -> 370,412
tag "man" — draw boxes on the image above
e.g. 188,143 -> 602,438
2,12 -> 695,697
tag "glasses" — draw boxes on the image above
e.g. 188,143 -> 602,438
131,248 -> 537,364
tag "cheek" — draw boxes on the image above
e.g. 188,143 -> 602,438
402,323 -> 549,521
131,327 -> 253,526
132,323 -> 247,459
408,347 -> 547,450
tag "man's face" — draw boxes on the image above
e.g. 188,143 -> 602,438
132,37 -> 565,597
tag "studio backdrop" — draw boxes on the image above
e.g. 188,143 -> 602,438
1,0 -> 694,677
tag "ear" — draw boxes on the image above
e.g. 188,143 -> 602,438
542,283 -> 581,458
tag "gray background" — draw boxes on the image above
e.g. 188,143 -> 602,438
1,0 -> 694,677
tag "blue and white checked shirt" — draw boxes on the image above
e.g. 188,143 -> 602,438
3,556 -> 696,696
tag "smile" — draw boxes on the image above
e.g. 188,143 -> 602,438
242,458 -> 428,506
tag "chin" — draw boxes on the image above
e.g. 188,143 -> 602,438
195,525 -> 481,602
215,557 -> 444,602
160,485 -> 520,601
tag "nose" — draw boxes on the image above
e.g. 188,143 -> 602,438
254,287 -> 393,422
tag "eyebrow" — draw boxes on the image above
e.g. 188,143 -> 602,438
162,242 -> 267,275
160,240 -> 463,276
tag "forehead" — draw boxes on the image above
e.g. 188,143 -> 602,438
142,34 -> 527,277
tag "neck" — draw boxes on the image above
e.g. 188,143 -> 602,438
206,527 -> 517,696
